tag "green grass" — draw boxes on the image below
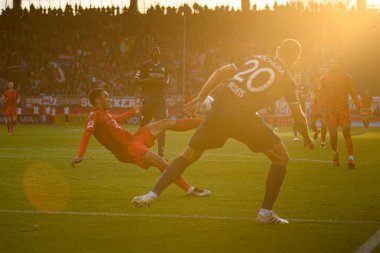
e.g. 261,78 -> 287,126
1,124 -> 380,253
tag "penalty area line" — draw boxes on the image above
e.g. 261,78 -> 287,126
355,228 -> 380,253
0,209 -> 379,225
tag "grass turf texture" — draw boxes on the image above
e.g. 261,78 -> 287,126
0,124 -> 379,253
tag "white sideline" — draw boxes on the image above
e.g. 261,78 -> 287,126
355,228 -> 380,253
0,209 -> 379,225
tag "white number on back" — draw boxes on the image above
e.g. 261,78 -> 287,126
233,59 -> 275,93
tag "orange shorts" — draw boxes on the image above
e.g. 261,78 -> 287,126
5,107 -> 17,118
325,110 -> 351,129
116,126 -> 156,169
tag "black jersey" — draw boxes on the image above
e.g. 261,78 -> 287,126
135,60 -> 169,103
215,55 -> 299,111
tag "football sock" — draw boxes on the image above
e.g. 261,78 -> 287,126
187,186 -> 196,194
259,208 -> 273,216
157,132 -> 165,157
348,155 -> 354,161
147,191 -> 158,199
342,129 -> 354,155
262,164 -> 286,210
170,119 -> 203,131
156,163 -> 191,192
329,130 -> 338,152
6,122 -> 11,133
152,156 -> 190,196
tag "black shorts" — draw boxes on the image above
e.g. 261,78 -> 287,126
189,105 -> 281,152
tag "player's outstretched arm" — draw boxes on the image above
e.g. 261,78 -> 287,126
71,157 -> 83,168
289,103 -> 315,150
185,64 -> 236,115
72,130 -> 92,168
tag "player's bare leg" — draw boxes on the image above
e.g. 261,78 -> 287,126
308,119 -> 320,140
329,128 -> 340,166
147,118 -> 202,138
256,141 -> 289,224
342,125 -> 355,168
293,124 -> 299,142
320,122 -> 327,148
5,115 -> 15,135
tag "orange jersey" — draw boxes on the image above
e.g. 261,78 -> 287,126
77,109 -> 136,160
3,89 -> 18,108
361,94 -> 373,109
320,71 -> 361,112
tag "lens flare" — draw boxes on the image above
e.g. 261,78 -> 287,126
23,162 -> 70,212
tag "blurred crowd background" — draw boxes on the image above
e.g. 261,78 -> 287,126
0,2 -> 379,99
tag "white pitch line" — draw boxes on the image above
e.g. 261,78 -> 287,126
0,209 -> 379,225
1,147 -> 380,165
355,228 -> 380,253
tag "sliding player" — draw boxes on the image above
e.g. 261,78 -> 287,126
72,88 -> 210,196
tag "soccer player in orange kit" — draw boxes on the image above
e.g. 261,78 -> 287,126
72,88 -> 210,196
2,82 -> 18,135
361,88 -> 373,131
320,58 -> 364,168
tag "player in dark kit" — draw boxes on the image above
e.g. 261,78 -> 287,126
132,39 -> 315,224
135,46 -> 169,157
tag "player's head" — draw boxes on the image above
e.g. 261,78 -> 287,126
89,88 -> 112,110
276,39 -> 301,67
150,46 -> 160,62
8,82 -> 14,89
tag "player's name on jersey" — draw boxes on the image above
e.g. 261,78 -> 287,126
227,81 -> 246,98
256,55 -> 286,75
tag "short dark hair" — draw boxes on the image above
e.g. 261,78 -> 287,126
89,88 -> 105,106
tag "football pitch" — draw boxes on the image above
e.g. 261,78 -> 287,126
1,124 -> 380,253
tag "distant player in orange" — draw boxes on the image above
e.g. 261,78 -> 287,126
309,69 -> 327,148
72,88 -> 210,196
320,58 -> 364,168
361,88 -> 373,131
2,82 -> 18,135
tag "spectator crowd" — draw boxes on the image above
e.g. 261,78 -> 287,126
1,2 -> 379,99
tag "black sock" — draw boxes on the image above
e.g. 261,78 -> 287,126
262,164 -> 286,210
152,156 -> 190,196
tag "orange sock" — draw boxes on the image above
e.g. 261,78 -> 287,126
343,129 -> 354,155
6,122 -> 11,133
157,165 -> 191,192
